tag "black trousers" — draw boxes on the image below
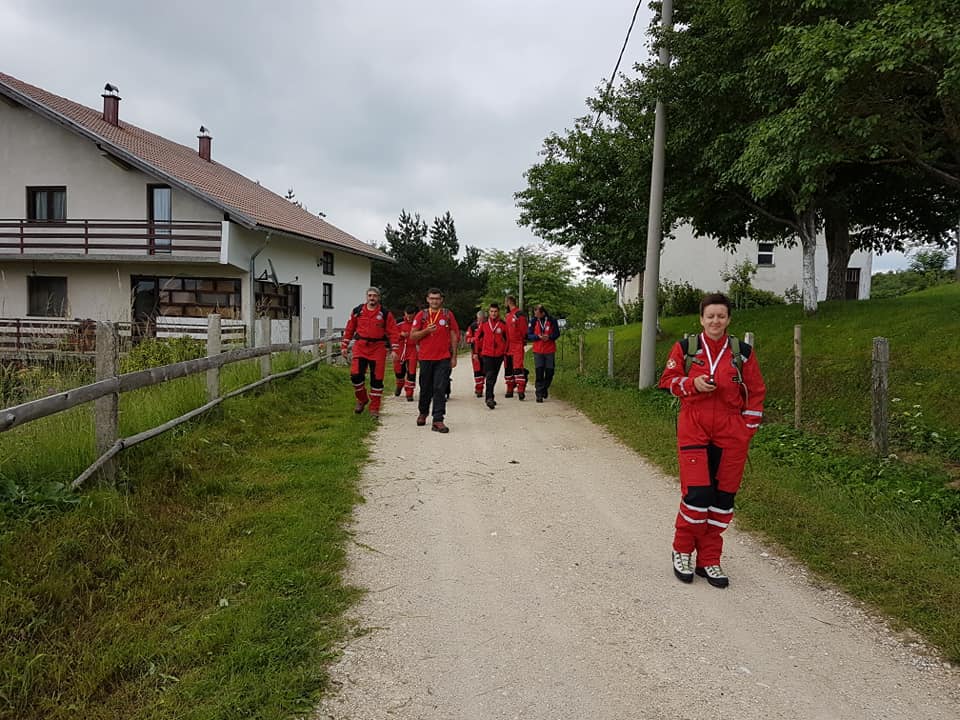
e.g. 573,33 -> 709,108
418,358 -> 451,421
533,352 -> 556,397
481,355 -> 503,401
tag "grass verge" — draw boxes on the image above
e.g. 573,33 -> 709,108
0,363 -> 372,719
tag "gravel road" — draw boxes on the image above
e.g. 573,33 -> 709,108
315,360 -> 958,720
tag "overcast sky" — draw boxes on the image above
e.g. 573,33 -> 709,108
1,0 -> 926,273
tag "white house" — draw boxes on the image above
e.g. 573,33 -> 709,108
0,71 -> 392,348
623,224 -> 873,304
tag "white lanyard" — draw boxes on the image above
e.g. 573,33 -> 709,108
538,319 -> 548,334
700,333 -> 727,380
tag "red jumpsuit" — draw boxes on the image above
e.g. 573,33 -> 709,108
473,318 -> 511,402
341,303 -> 400,414
393,317 -> 418,400
659,333 -> 765,566
503,307 -> 528,397
465,320 -> 484,396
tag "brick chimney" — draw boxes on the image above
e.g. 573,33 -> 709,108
198,126 -> 212,161
101,83 -> 120,126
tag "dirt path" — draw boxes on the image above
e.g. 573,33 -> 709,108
316,360 -> 958,720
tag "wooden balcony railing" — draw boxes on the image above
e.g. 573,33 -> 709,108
0,219 -> 222,257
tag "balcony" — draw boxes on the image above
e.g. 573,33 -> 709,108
0,219 -> 222,260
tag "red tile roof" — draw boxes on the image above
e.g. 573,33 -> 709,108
0,71 -> 392,262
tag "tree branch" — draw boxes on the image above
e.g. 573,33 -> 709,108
733,192 -> 799,231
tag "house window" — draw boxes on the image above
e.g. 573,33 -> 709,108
322,282 -> 333,309
757,242 -> 775,266
148,184 -> 172,254
321,251 -> 335,275
26,186 -> 66,221
28,276 -> 68,317
254,281 -> 301,319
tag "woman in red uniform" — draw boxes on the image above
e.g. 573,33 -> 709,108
659,293 -> 765,588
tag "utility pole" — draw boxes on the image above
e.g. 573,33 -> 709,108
518,248 -> 525,310
638,0 -> 673,389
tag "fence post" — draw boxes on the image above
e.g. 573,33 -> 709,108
206,314 -> 221,403
312,317 -> 321,358
607,329 -> 615,379
326,316 -> 334,364
578,333 -> 584,374
290,315 -> 302,354
94,322 -> 119,485
260,316 -> 272,378
744,331 -> 754,347
872,337 -> 890,455
794,325 -> 802,429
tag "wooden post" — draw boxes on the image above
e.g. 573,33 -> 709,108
872,337 -> 890,455
290,315 -> 302,354
578,333 -> 584,374
793,325 -> 802,428
312,317 -> 321,358
94,322 -> 119,484
259,317 -> 272,378
608,329 -> 615,379
325,316 -> 334,364
206,314 -> 221,403
744,331 -> 754,347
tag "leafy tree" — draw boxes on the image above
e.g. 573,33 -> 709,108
564,278 -> 620,328
371,210 -> 486,327
479,245 -> 575,317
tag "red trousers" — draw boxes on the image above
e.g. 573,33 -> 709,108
673,406 -> 751,565
504,349 -> 527,394
393,354 -> 417,399
471,352 -> 484,394
351,347 -> 387,412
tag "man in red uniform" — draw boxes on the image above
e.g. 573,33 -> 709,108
464,310 -> 486,397
503,295 -> 528,400
472,302 -> 510,409
527,304 -> 561,403
659,293 -> 766,588
409,288 -> 460,433
392,304 -> 418,402
341,287 -> 400,419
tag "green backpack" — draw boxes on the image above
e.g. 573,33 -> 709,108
679,333 -> 747,386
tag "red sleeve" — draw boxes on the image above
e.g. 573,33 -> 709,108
341,312 -> 357,350
448,313 -> 460,352
385,312 -> 401,350
658,342 -> 698,398
503,321 -> 511,355
741,348 -> 766,427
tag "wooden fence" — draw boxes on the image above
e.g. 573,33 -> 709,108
1,314 -> 342,489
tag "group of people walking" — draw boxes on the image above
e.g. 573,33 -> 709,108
342,286 -> 765,589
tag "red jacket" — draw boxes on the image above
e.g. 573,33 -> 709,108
473,318 -> 510,357
659,333 -> 766,432
412,307 -> 460,361
395,318 -> 417,362
527,314 -> 560,354
341,304 -> 400,356
504,307 -> 527,349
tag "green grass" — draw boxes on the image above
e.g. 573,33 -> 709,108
554,284 -> 960,662
0,363 -> 373,719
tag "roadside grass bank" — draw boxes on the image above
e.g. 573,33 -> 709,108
552,286 -> 960,663
0,363 -> 372,719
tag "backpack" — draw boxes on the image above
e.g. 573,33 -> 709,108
679,333 -> 750,385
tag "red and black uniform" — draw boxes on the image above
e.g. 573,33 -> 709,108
412,307 -> 459,423
473,317 -> 510,403
659,333 -> 765,568
465,320 -> 485,396
393,317 -> 418,400
503,306 -> 528,398
341,303 -> 400,415
527,312 -> 561,401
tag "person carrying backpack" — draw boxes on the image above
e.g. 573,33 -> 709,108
472,302 -> 510,409
658,292 -> 766,588
341,287 -> 400,419
409,288 -> 460,433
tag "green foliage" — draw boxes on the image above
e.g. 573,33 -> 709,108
657,279 -> 704,317
720,260 -> 785,310
562,278 -> 620,328
871,251 -> 954,299
371,210 -> 487,328
479,244 -> 575,315
119,337 -> 205,374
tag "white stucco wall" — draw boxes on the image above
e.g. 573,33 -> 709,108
227,225 -> 372,328
0,100 -> 219,223
624,224 -> 872,303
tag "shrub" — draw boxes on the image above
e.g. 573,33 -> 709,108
658,279 -> 704,317
721,260 -> 785,309
120,336 -> 206,373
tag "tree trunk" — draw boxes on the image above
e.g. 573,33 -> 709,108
955,221 -> 960,283
798,207 -> 819,315
824,205 -> 854,301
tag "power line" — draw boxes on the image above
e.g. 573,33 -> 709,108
594,0 -> 645,128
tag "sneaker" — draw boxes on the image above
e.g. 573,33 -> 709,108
535,396 -> 543,403
517,392 -> 525,401
672,551 -> 694,583
416,414 -> 427,426
406,395 -> 415,402
431,421 -> 449,433
695,565 -> 729,588
504,391 -> 514,398
486,399 -> 496,409
543,389 -> 549,399
394,386 -> 402,397
354,400 -> 368,414
369,411 -> 380,420
475,391 -> 483,398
